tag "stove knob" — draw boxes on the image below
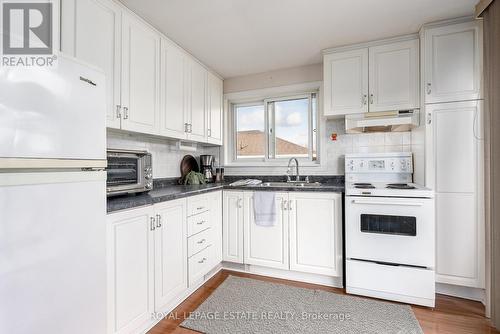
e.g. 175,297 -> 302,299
400,160 -> 406,171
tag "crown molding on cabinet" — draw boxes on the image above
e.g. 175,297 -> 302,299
322,33 -> 418,55
115,0 -> 223,80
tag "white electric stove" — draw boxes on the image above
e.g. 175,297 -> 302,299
344,152 -> 436,307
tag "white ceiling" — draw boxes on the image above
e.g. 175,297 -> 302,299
119,0 -> 477,79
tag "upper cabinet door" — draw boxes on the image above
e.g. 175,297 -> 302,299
186,59 -> 207,141
207,72 -> 223,145
160,39 -> 187,139
424,21 -> 482,104
369,39 -> 419,112
121,14 -> 160,135
61,0 -> 122,129
323,49 -> 368,116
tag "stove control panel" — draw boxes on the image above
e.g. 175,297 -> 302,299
345,156 -> 413,173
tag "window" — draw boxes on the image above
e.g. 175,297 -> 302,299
230,92 -> 318,163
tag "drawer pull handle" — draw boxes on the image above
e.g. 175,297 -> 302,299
197,239 -> 206,244
197,220 -> 206,225
198,258 -> 207,264
197,206 -> 204,210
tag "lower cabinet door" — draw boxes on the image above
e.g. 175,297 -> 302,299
243,192 -> 289,269
222,191 -> 244,263
107,206 -> 155,334
154,199 -> 188,311
288,192 -> 342,277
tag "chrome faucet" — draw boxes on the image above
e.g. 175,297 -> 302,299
287,158 -> 300,182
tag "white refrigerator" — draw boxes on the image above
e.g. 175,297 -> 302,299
0,55 -> 107,334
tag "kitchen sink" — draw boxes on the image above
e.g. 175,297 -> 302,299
249,182 -> 322,188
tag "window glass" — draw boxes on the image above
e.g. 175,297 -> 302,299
235,104 -> 265,159
274,98 -> 310,158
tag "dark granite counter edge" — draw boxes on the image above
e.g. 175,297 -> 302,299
108,184 -> 344,214
108,175 -> 345,214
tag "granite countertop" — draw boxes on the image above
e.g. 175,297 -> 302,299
107,175 -> 344,214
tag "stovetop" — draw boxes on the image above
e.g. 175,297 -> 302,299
346,182 -> 433,198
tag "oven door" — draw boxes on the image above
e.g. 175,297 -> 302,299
106,153 -> 145,195
346,196 -> 435,268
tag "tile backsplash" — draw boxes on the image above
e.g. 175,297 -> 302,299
107,131 -> 220,179
107,117 -> 411,178
325,119 -> 411,174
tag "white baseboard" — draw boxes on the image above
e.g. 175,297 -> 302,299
436,282 -> 486,304
222,262 -> 343,288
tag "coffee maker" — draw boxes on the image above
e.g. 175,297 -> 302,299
200,155 -> 214,183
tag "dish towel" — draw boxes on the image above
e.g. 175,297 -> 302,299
253,192 -> 276,227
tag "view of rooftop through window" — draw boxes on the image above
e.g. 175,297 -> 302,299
233,93 -> 317,161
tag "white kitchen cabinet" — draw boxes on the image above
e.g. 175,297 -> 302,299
425,100 -> 485,288
120,13 -> 160,135
207,72 -> 223,145
160,38 -> 187,139
153,199 -> 188,311
185,58 -> 207,142
243,192 -> 289,270
323,37 -> 419,116
423,21 -> 482,104
61,0 -> 122,129
107,206 -> 155,334
289,192 -> 343,277
368,39 -> 419,112
323,49 -> 368,116
223,191 -> 245,263
209,191 -> 223,267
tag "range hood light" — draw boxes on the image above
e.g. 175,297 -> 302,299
345,110 -> 420,133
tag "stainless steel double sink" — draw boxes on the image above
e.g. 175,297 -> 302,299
248,181 -> 323,188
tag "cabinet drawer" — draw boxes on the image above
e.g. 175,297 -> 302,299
187,211 -> 210,237
188,246 -> 211,286
187,195 -> 209,217
188,228 -> 211,258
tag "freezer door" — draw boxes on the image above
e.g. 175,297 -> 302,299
0,54 -> 106,164
0,171 -> 106,334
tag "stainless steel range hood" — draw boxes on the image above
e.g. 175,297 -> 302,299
345,110 -> 420,133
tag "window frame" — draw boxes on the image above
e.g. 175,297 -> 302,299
228,91 -> 320,166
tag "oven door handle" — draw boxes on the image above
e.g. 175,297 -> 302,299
350,199 -> 424,207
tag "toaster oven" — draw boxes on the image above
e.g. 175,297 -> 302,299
106,149 -> 153,196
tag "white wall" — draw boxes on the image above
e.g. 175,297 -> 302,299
224,63 -> 323,93
107,131 -> 220,179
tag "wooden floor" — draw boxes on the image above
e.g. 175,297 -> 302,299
149,270 -> 499,334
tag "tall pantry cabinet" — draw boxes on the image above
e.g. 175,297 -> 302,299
422,19 -> 485,289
